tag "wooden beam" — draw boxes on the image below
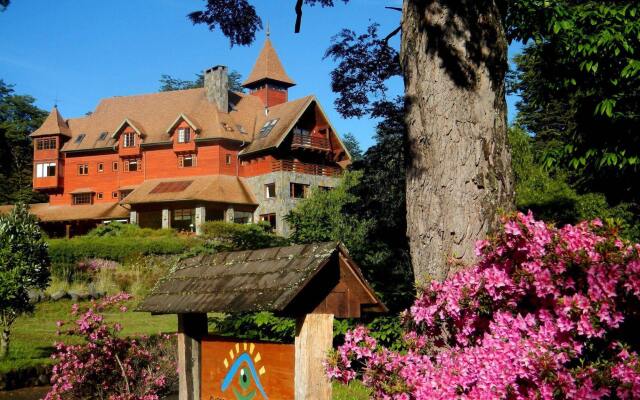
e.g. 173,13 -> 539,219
294,313 -> 333,400
177,313 -> 207,400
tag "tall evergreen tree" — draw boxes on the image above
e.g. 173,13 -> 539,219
0,80 -> 47,205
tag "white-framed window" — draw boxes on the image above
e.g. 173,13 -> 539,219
178,128 -> 191,143
36,162 -> 56,178
123,132 -> 136,148
124,158 -> 141,172
265,183 -> 276,198
178,154 -> 196,168
78,163 -> 89,176
225,154 -> 232,165
97,192 -> 104,200
173,208 -> 194,221
72,193 -> 92,205
98,162 -> 104,173
112,161 -> 119,171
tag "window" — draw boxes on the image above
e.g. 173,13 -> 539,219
112,161 -> 119,171
35,162 -> 56,177
78,163 -> 89,175
177,128 -> 191,143
290,182 -> 309,199
119,190 -> 132,200
225,154 -> 232,165
265,183 -> 276,198
74,133 -> 86,144
97,192 -> 104,200
36,137 -> 56,150
98,131 -> 109,141
259,213 -> 277,230
173,208 -> 194,221
258,119 -> 279,137
123,132 -> 136,148
72,193 -> 92,205
124,158 -> 141,172
178,154 -> 196,168
112,191 -> 119,199
98,162 -> 104,173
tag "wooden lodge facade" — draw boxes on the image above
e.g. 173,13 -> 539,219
21,38 -> 350,237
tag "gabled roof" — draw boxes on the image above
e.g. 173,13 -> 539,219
137,242 -> 387,316
31,106 -> 71,138
239,95 -> 314,156
58,89 -> 263,152
112,118 -> 145,139
122,175 -> 258,206
242,38 -> 295,88
165,113 -> 201,135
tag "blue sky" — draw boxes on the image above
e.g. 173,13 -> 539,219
0,0 -> 521,149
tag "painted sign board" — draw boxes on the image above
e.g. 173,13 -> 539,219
201,337 -> 295,400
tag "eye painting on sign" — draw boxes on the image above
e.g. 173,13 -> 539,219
220,342 -> 268,400
201,338 -> 295,400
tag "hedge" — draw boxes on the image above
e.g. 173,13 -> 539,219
47,236 -> 194,266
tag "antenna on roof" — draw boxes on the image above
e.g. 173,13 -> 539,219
266,20 -> 270,38
53,91 -> 59,108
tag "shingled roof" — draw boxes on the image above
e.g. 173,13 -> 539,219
31,106 -> 71,138
0,202 -> 129,222
242,38 -> 295,88
138,242 -> 386,316
122,175 -> 257,206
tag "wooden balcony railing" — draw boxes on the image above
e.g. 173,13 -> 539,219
291,133 -> 330,150
271,160 -> 342,177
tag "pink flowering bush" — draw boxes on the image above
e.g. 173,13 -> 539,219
46,293 -> 177,400
327,212 -> 640,399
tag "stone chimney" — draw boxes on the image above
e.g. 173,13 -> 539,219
204,65 -> 229,112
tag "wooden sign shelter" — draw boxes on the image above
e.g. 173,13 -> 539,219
138,242 -> 386,400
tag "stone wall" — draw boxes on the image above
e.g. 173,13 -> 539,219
245,172 -> 341,236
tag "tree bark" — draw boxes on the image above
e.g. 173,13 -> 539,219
400,0 -> 514,283
0,327 -> 9,359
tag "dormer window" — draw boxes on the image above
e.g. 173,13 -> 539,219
123,132 -> 136,148
75,133 -> 86,144
177,128 -> 191,143
36,137 -> 56,150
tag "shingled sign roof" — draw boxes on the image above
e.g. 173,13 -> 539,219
138,242 -> 386,317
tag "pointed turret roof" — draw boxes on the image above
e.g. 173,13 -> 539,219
242,38 -> 295,88
31,106 -> 72,137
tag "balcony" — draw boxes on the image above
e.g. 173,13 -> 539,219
291,133 -> 330,151
33,176 -> 60,189
271,160 -> 341,177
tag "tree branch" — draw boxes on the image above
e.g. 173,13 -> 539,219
383,26 -> 402,44
385,6 -> 402,12
294,0 -> 303,33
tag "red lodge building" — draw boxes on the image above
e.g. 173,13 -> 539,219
23,38 -> 350,237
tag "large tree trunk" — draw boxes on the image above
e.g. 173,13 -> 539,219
0,327 -> 9,359
400,0 -> 514,283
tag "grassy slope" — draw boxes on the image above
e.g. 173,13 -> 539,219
0,299 -> 176,373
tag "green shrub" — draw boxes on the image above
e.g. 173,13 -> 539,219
86,222 -> 176,238
198,221 -> 289,251
48,235 -> 194,267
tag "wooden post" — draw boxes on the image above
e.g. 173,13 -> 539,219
177,313 -> 207,400
294,313 -> 334,400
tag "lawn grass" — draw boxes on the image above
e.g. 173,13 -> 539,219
333,380 -> 372,399
0,299 -> 176,373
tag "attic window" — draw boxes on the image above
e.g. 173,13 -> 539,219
259,119 -> 279,137
98,132 -> 108,140
75,133 -> 86,144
